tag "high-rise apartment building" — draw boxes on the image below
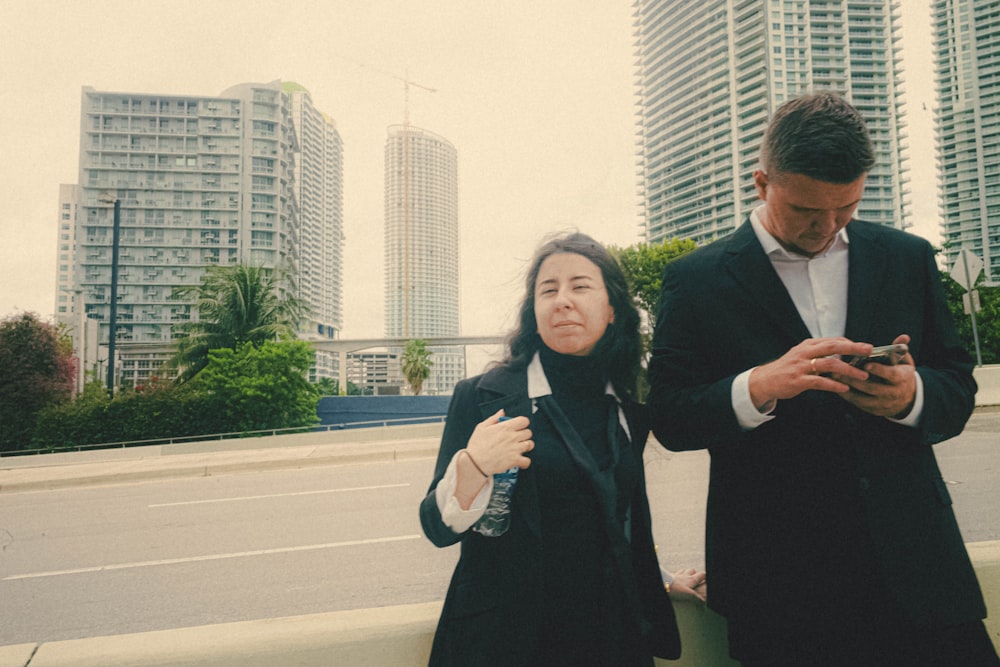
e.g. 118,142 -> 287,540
634,0 -> 910,246
383,125 -> 463,394
286,82 -> 345,380
71,81 -> 343,387
55,184 -> 79,322
54,183 -> 99,394
934,0 -> 1000,284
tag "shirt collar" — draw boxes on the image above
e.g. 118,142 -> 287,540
750,206 -> 849,260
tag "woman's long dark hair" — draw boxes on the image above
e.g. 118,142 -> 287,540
501,231 -> 642,399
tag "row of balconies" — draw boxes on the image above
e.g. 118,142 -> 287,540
92,102 -> 199,117
84,197 -> 243,211
91,100 -> 242,118
95,123 -> 201,136
85,155 -> 242,172
93,119 -> 241,136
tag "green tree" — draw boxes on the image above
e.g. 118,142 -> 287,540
610,239 -> 698,401
191,340 -> 319,431
170,264 -> 306,382
401,339 -> 433,395
941,274 -> 1000,365
0,312 -> 76,452
610,238 -> 699,319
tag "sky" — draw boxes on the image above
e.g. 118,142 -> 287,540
0,0 -> 938,359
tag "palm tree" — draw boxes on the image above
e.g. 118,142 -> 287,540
169,264 -> 306,383
401,339 -> 433,395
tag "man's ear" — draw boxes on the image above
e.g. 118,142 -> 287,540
753,170 -> 768,201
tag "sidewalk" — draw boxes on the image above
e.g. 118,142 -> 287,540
0,423 -> 444,494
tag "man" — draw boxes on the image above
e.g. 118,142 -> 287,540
648,92 -> 998,666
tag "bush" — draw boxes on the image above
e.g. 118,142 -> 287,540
28,340 -> 318,452
0,312 -> 75,452
191,340 -> 318,432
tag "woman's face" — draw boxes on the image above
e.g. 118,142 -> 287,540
533,252 -> 614,357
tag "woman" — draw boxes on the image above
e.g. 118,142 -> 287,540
419,231 -> 682,665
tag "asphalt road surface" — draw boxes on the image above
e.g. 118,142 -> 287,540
1,411 -> 997,646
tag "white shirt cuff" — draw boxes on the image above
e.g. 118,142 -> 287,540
887,369 -> 924,427
732,368 -> 776,431
435,450 -> 493,534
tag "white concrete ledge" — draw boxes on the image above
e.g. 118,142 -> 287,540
975,365 -> 1000,406
5,542 -> 997,667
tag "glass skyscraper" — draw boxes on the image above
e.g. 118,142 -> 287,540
634,0 -> 910,246
934,0 -> 1000,284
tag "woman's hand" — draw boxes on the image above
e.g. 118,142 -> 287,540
454,410 -> 533,510
466,409 -> 534,474
666,567 -> 707,602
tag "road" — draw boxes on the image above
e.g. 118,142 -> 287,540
1,412 -> 997,646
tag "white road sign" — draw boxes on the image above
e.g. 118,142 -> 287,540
951,249 -> 984,291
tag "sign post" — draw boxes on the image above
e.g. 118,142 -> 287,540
950,248 -> 984,366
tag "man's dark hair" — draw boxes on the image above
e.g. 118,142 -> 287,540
760,92 -> 875,183
501,231 -> 642,399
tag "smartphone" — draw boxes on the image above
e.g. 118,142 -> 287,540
845,343 -> 908,368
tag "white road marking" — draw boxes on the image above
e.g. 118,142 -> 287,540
147,483 -> 410,508
3,534 -> 422,581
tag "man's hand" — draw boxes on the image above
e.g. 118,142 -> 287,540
833,334 -> 917,419
749,337 -> 873,413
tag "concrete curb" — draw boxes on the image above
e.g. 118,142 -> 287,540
0,603 -> 441,667
0,644 -> 35,667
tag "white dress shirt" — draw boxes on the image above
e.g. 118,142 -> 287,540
731,207 -> 923,430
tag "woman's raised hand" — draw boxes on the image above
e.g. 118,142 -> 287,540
466,409 -> 534,474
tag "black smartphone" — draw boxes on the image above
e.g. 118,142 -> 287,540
845,343 -> 908,368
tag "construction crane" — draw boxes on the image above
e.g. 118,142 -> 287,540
340,57 -> 437,337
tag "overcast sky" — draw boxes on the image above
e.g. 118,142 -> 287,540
0,0 -> 938,356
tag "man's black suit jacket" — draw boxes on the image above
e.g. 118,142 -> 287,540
648,219 -> 985,655
420,363 -> 680,666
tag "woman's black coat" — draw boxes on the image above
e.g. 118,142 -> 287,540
419,363 -> 681,665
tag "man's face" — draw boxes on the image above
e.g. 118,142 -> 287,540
753,170 -> 866,258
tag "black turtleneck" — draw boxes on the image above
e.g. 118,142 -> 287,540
538,343 -> 606,398
538,343 -> 613,468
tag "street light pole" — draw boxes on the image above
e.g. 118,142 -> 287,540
103,196 -> 122,399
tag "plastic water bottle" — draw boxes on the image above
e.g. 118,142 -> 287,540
473,417 -> 519,537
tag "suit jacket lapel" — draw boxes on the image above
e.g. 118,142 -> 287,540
724,220 -> 812,344
844,223 -> 890,344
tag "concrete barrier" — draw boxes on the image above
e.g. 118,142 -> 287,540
975,365 -> 1000,406
5,542 -> 996,667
